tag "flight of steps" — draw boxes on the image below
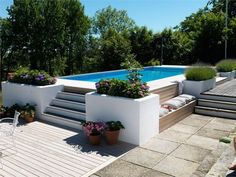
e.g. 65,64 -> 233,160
195,94 -> 236,119
41,86 -> 94,130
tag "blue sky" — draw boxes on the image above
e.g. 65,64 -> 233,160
0,0 -> 207,32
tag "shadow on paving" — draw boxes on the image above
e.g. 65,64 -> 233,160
64,131 -> 136,157
39,119 -> 136,157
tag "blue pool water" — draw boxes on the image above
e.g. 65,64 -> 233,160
61,67 -> 185,82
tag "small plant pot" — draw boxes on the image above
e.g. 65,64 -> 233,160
24,115 -> 34,123
89,134 -> 101,145
105,130 -> 120,145
7,72 -> 15,80
0,112 -> 5,118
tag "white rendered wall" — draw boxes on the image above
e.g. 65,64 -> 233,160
1,82 -> 64,118
86,92 -> 159,145
183,78 -> 216,98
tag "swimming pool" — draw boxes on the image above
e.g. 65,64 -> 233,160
61,66 -> 185,83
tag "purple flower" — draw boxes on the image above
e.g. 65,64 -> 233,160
95,82 -> 100,88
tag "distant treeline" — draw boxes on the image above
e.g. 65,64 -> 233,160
0,0 -> 236,80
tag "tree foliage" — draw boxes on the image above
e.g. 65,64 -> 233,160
1,0 -> 236,81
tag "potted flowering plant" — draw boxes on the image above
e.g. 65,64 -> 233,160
82,121 -> 105,145
22,103 -> 36,122
105,121 -> 124,145
0,106 -> 8,118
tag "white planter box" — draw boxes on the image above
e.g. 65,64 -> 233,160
1,82 -> 64,118
183,78 -> 216,98
86,92 -> 159,145
219,71 -> 235,80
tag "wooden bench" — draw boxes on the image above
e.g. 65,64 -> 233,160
159,100 -> 197,132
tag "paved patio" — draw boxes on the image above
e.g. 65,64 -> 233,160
0,114 -> 235,177
0,120 -> 134,177
93,114 -> 236,177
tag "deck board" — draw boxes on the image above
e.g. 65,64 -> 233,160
203,79 -> 236,97
0,121 -> 134,177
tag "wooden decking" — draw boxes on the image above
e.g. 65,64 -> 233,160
203,79 -> 236,97
0,121 -> 134,177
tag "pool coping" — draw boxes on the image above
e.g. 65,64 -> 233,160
57,65 -> 188,91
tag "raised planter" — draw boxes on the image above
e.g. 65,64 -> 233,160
183,78 -> 216,98
1,82 -> 64,118
86,92 -> 159,145
219,71 -> 235,80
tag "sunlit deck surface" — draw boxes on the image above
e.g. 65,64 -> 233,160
203,79 -> 236,97
0,121 -> 134,177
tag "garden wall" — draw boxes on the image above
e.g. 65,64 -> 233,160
86,92 -> 159,145
1,82 -> 64,118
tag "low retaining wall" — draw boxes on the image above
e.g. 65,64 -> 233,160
86,92 -> 159,145
1,82 -> 64,118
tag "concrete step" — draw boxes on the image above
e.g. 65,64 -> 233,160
64,86 -> 94,94
200,93 -> 236,103
56,91 -> 85,103
195,106 -> 236,119
192,142 -> 229,177
198,99 -> 236,111
45,105 -> 86,121
205,144 -> 235,177
51,98 -> 86,112
41,113 -> 84,130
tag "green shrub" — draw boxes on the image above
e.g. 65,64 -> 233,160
185,66 -> 216,81
144,58 -> 160,66
216,59 -> 236,72
95,79 -> 149,99
9,68 -> 56,86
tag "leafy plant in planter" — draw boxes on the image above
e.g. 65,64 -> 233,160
82,121 -> 105,145
22,104 -> 36,123
105,121 -> 124,145
216,59 -> 236,72
185,66 -> 216,81
8,68 -> 57,86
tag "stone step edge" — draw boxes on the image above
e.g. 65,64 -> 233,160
205,143 -> 235,177
192,142 -> 230,177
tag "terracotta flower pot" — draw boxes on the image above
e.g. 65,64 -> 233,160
0,112 -> 5,118
24,115 -> 34,123
105,130 -> 120,145
7,72 -> 15,80
89,134 -> 101,145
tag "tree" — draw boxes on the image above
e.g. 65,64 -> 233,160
99,29 -> 133,71
129,26 -> 155,65
92,6 -> 135,36
63,0 -> 90,75
6,0 -> 90,75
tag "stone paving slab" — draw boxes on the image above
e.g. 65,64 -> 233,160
213,117 -> 236,125
171,144 -> 210,163
185,135 -> 219,150
180,115 -> 210,128
141,138 -> 180,154
153,156 -> 199,177
204,119 -> 235,132
169,123 -> 200,134
157,129 -> 192,143
95,159 -> 149,177
196,127 -> 230,139
141,169 -> 173,177
121,147 -> 165,168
